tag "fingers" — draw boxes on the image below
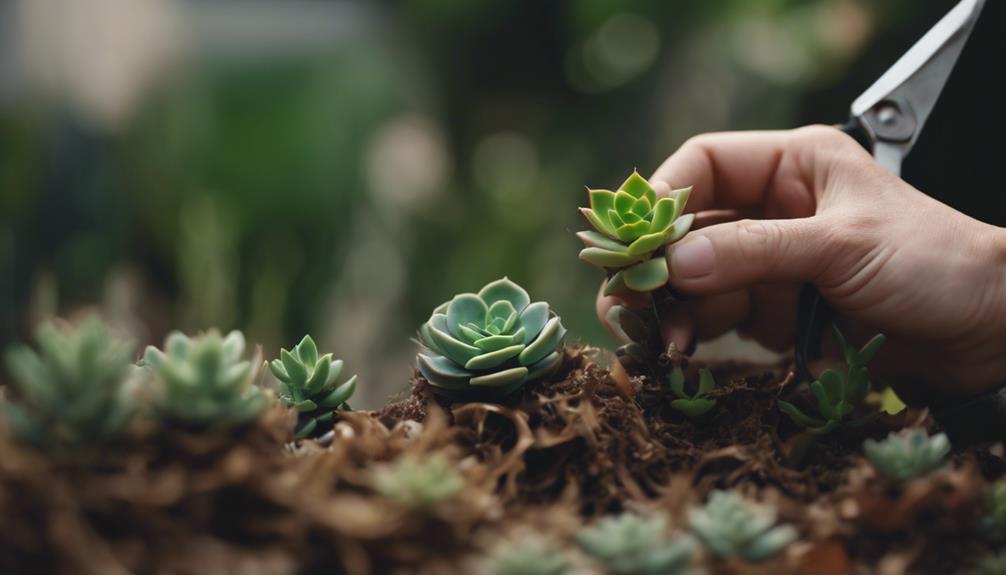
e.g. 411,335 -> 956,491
666,216 -> 833,295
595,281 -> 694,351
650,125 -> 862,215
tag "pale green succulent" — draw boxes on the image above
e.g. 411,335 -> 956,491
269,335 -> 356,439
863,429 -> 950,483
669,367 -> 717,419
374,453 -> 464,509
1,318 -> 136,447
975,553 -> 1006,575
689,490 -> 798,562
491,539 -> 571,575
576,514 -> 695,575
417,277 -> 566,398
143,330 -> 267,428
578,170 -> 694,296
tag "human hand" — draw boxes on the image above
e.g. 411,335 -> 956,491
596,126 -> 1006,404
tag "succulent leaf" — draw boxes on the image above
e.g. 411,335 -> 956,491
697,368 -> 715,396
576,230 -> 628,252
627,232 -> 668,257
623,257 -> 669,292
580,247 -> 643,268
478,277 -> 531,311
619,170 -> 656,204
416,278 -> 565,399
588,190 -> 616,222
668,367 -> 717,419
269,335 -> 357,438
580,207 -> 616,238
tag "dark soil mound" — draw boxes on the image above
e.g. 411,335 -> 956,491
2,346 -> 1002,574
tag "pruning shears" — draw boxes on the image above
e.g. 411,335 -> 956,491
794,0 -> 987,381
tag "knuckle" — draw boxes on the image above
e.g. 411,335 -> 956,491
678,134 -> 710,156
795,124 -> 849,145
735,219 -> 785,262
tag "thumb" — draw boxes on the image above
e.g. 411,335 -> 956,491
666,217 -> 832,294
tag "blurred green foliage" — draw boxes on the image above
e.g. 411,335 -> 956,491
0,0 -> 939,406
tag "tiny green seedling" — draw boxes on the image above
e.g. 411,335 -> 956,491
689,490 -> 798,563
577,171 -> 694,297
576,513 -> 694,575
490,539 -> 571,575
1,318 -> 136,448
417,277 -> 566,399
269,335 -> 357,438
863,428 -> 950,483
144,330 -> 267,428
778,325 -> 885,434
669,367 -> 716,419
374,453 -> 464,509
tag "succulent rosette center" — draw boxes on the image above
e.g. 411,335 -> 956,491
417,277 -> 566,397
578,170 -> 694,296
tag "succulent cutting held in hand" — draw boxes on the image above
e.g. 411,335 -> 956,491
417,277 -> 566,399
578,170 -> 694,296
269,335 -> 357,439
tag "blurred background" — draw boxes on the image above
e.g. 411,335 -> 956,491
0,0 -> 1001,408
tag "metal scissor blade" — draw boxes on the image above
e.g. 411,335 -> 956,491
850,0 -> 985,175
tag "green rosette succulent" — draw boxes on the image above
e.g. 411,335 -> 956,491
576,513 -> 695,575
143,330 -> 267,428
269,335 -> 357,439
688,490 -> 798,563
578,170 -> 694,296
417,277 -> 566,398
863,428 -> 950,483
1,317 -> 136,448
374,453 -> 464,509
491,539 -> 571,575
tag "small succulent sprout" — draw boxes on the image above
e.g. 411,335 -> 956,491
578,170 -> 694,296
374,452 -> 464,509
491,539 -> 571,575
669,367 -> 716,419
417,277 -> 566,398
269,335 -> 356,439
863,428 -> 950,483
1,318 -> 136,447
980,481 -> 1006,536
576,513 -> 695,575
144,330 -> 267,428
975,552 -> 1006,575
689,490 -> 798,563
779,325 -> 885,434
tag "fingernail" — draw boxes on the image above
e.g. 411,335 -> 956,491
670,236 -> 715,278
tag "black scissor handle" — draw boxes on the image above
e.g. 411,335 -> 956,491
792,120 -> 872,382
